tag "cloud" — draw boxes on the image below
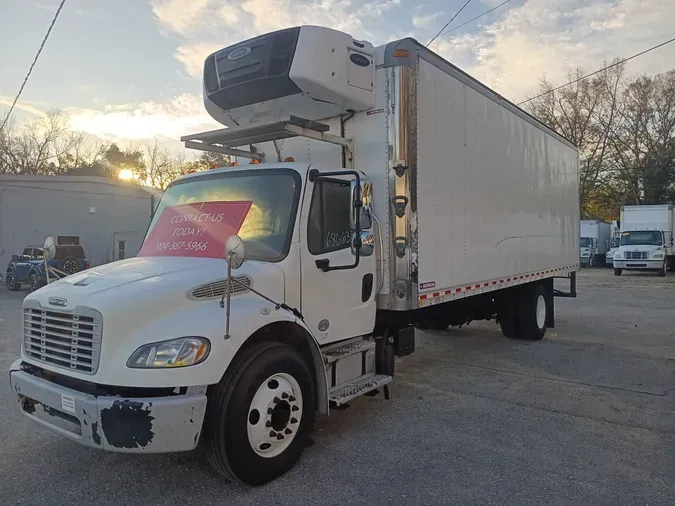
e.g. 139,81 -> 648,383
412,12 -> 444,30
430,0 -> 675,102
0,95 -> 47,118
175,43 -> 222,79
67,93 -> 221,141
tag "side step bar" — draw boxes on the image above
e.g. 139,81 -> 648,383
329,373 -> 392,406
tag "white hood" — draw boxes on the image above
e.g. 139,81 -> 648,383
25,256 -> 286,312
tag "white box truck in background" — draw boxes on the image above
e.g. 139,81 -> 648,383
580,220 -> 611,267
613,204 -> 675,276
10,26 -> 580,486
605,220 -> 620,267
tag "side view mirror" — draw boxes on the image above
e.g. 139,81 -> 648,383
605,238 -> 610,249
225,235 -> 245,270
44,236 -> 57,261
350,177 -> 373,231
352,231 -> 374,257
11,254 -> 19,261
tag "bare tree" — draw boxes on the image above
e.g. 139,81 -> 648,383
142,138 -> 189,190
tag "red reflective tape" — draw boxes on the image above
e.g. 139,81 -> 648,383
420,295 -> 428,300
433,292 -> 440,297
484,282 -> 489,287
492,281 -> 497,285
466,286 -> 472,290
455,288 -> 462,292
445,290 -> 452,295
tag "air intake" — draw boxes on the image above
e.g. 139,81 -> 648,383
189,276 -> 252,300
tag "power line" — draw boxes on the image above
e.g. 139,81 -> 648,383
427,0 -> 475,48
0,0 -> 67,135
438,0 -> 512,38
518,35 -> 675,106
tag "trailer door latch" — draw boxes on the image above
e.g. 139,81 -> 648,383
393,196 -> 408,218
393,164 -> 408,177
394,237 -> 407,258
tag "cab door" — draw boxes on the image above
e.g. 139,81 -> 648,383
299,167 -> 377,344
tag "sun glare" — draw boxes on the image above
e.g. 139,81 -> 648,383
118,169 -> 134,181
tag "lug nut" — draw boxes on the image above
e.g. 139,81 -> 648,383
277,434 -> 284,440
290,417 -> 298,424
265,421 -> 272,428
269,431 -> 276,437
289,396 -> 296,402
267,408 -> 273,414
291,405 -> 299,412
273,396 -> 280,403
281,392 -> 289,399
285,428 -> 292,435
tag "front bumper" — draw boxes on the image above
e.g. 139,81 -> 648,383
612,259 -> 664,270
9,364 -> 207,453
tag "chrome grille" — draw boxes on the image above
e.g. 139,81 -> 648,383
23,305 -> 102,375
189,276 -> 252,300
624,251 -> 648,260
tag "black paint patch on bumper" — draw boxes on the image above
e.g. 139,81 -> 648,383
100,400 -> 155,449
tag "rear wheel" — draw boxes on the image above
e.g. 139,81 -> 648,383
6,273 -> 20,291
614,268 -> 622,276
203,342 -> 316,486
497,283 -> 549,341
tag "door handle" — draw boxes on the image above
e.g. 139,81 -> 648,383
315,259 -> 330,272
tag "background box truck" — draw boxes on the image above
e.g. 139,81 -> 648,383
580,220 -> 611,267
613,204 -> 674,276
10,26 -> 579,486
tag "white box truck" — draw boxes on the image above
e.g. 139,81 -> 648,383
613,204 -> 674,276
9,26 -> 579,486
580,219 -> 611,267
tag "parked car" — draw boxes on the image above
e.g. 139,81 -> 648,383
5,244 -> 89,291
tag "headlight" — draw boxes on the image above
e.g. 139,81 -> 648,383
581,253 -> 590,257
653,253 -> 664,259
127,337 -> 210,369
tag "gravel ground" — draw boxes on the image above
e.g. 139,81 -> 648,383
0,268 -> 673,505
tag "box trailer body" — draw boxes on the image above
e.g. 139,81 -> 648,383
613,204 -> 675,275
10,26 -> 580,486
580,220 -> 611,267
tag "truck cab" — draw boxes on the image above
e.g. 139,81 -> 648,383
580,237 -> 596,267
613,229 -> 670,276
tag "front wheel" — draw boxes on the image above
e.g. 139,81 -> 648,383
614,268 -> 622,276
203,342 -> 316,486
657,261 -> 667,277
29,272 -> 41,292
6,273 -> 20,291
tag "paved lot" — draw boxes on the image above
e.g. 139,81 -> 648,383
1,269 -> 673,505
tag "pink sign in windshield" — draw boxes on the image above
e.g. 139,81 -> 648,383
139,201 -> 252,258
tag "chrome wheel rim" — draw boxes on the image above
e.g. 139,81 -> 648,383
6,274 -> 15,289
247,372 -> 303,458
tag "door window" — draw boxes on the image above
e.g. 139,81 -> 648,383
307,179 -> 352,255
118,240 -> 126,260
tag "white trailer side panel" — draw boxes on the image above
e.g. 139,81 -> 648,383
621,205 -> 674,233
415,58 -> 579,298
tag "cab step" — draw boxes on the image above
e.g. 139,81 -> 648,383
329,373 -> 392,406
322,337 -> 375,365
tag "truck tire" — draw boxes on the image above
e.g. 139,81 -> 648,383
515,283 -> 548,341
29,272 -> 40,292
6,273 -> 20,291
203,341 -> 316,486
497,297 -> 519,339
657,260 -> 666,277
614,268 -> 622,276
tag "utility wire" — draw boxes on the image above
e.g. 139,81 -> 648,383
427,0 -> 475,48
0,0 -> 67,135
518,35 -> 675,106
438,0 -> 512,38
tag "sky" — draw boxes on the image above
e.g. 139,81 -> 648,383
1,0 -> 674,151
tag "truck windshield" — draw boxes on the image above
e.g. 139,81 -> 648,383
620,231 -> 663,246
580,237 -> 591,247
140,169 -> 301,262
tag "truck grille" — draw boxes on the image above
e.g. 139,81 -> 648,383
624,251 -> 648,260
23,306 -> 102,375
189,275 -> 252,299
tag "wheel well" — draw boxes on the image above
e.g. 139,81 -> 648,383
215,321 -> 328,415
